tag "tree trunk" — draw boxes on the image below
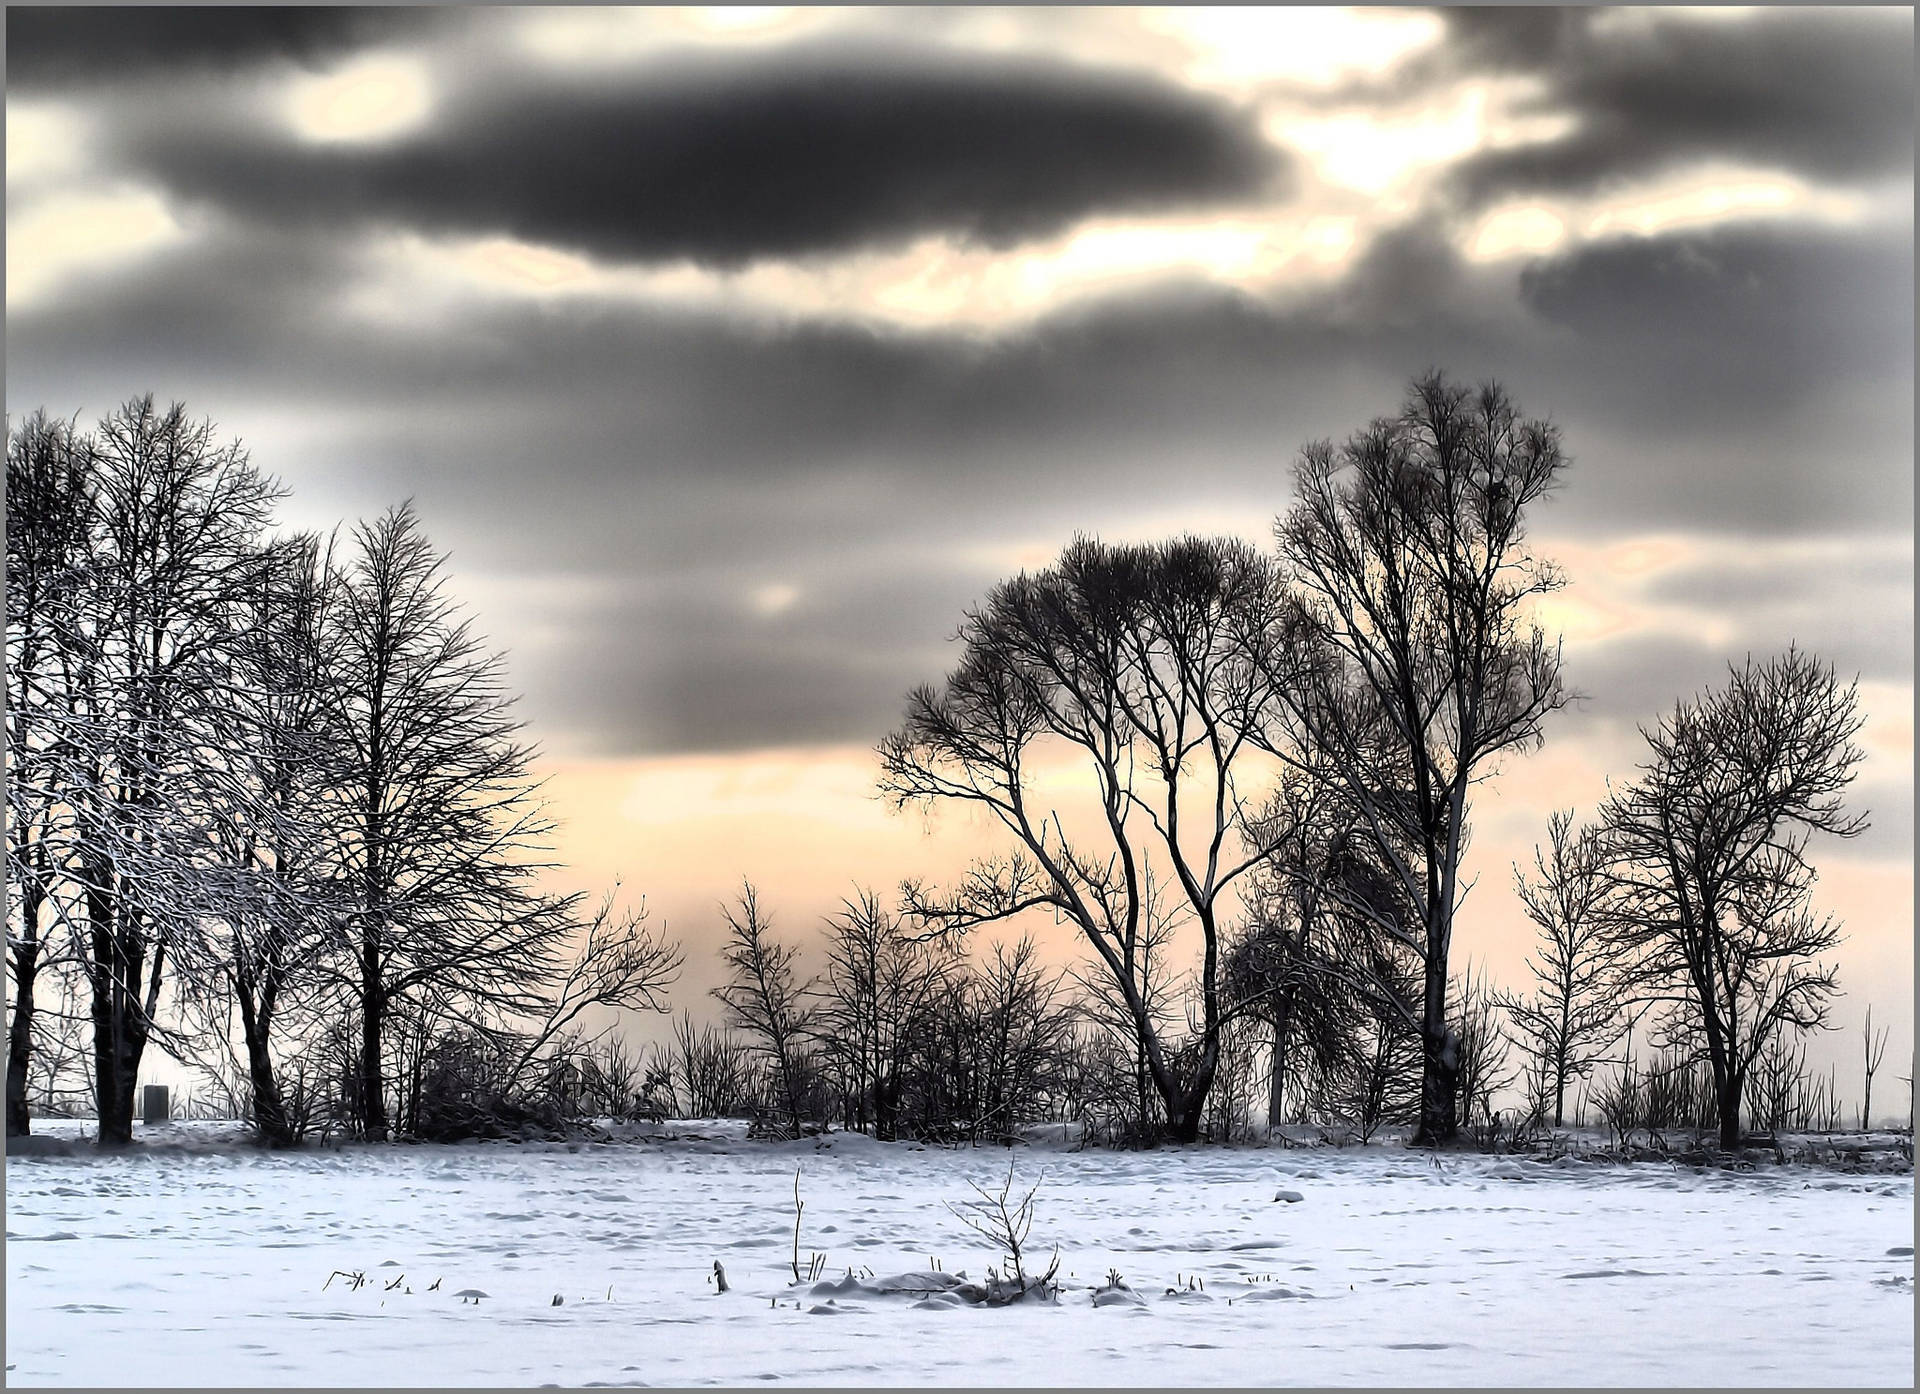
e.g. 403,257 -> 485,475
7,966 -> 38,1138
1717,1079 -> 1742,1152
93,1015 -> 141,1147
1266,1012 -> 1289,1130
360,991 -> 388,1141
236,986 -> 295,1149
245,1032 -> 295,1149
1413,1021 -> 1461,1146
1165,1098 -> 1201,1144
6,880 -> 45,1137
88,877 -> 146,1149
1415,793 -> 1466,1148
1160,1034 -> 1220,1145
1413,926 -> 1461,1144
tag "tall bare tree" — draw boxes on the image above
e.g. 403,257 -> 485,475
1598,648 -> 1866,1150
322,502 -> 576,1140
171,534 -> 347,1146
5,413 -> 97,1137
880,536 -> 1289,1142
1502,809 -> 1624,1127
711,881 -> 817,1138
1267,372 -> 1570,1144
59,400 -> 283,1145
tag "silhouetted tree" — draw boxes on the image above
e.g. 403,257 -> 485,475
5,412 -> 96,1137
671,1011 -> 755,1119
962,934 -> 1072,1141
174,534 -> 345,1147
1449,959 -> 1515,1131
1598,648 -> 1865,1150
64,400 -> 283,1145
504,890 -> 682,1079
814,889 -> 950,1139
1267,372 -> 1570,1144
1224,777 -> 1372,1129
1502,809 -> 1624,1127
712,881 -> 817,1138
880,536 -> 1289,1142
322,503 -> 576,1140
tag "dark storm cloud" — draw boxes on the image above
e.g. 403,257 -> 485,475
1428,7 -> 1915,207
120,47 -> 1286,266
4,6 -> 440,87
12,211 -> 1909,526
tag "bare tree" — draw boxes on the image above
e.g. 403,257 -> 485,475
1223,771 -> 1384,1130
1267,373 -> 1568,1144
1502,810 -> 1624,1127
814,888 -> 950,1139
54,400 -> 284,1145
1449,958 -> 1515,1132
880,536 -> 1289,1142
965,934 -> 1072,1142
168,534 -> 347,1147
946,1161 -> 1057,1297
321,502 -> 578,1139
711,882 -> 816,1138
671,1011 -> 754,1120
1860,1004 -> 1890,1132
21,967 -> 94,1118
1598,648 -> 1866,1150
505,891 -> 683,1079
1325,991 -> 1422,1144
5,412 -> 96,1137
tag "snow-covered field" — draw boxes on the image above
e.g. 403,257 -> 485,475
6,1119 -> 1913,1387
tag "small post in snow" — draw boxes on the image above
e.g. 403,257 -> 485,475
141,1085 -> 169,1125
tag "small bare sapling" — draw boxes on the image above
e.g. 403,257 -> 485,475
946,1161 -> 1059,1299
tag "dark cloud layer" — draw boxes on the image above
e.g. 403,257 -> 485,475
11,201 -> 1910,758
5,5 -> 438,86
1433,7 -> 1914,207
124,48 -> 1285,265
17,213 -> 1906,522
6,9 -> 1910,762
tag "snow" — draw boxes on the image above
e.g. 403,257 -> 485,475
5,1119 -> 1913,1387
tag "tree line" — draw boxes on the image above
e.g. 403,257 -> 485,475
874,371 -> 1874,1151
6,400 -> 679,1146
6,377 -> 1883,1153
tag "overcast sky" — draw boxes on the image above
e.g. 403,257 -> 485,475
7,5 -> 1913,1084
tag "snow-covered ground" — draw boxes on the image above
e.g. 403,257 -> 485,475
6,1119 -> 1913,1387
